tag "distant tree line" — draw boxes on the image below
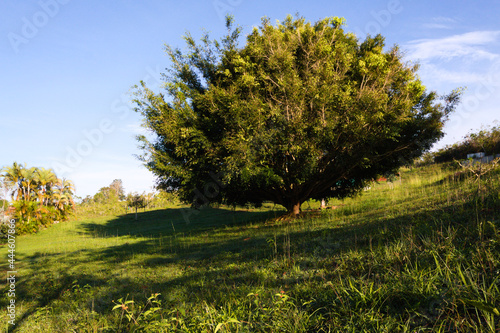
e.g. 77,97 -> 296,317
432,125 -> 500,163
81,179 -> 126,205
77,179 -> 178,218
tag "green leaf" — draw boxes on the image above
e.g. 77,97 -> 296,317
461,299 -> 500,316
112,304 -> 123,311
214,323 -> 224,332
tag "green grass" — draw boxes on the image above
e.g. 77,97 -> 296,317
1,163 -> 500,332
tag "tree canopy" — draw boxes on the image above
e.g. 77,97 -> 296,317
126,192 -> 148,220
134,15 -> 461,215
91,179 -> 126,204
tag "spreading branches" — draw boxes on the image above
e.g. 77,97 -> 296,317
134,15 -> 461,215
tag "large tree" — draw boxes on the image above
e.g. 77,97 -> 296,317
134,16 -> 461,215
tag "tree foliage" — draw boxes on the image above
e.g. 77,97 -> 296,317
134,15 -> 461,215
83,179 -> 126,205
126,192 -> 148,220
1,162 -> 75,233
433,125 -> 500,163
110,179 -> 126,200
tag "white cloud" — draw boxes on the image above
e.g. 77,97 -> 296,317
404,30 -> 500,86
423,16 -> 457,30
423,23 -> 453,30
433,16 -> 457,23
406,31 -> 500,62
404,31 -> 500,151
416,63 -> 493,84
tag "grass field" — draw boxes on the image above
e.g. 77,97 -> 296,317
1,163 -> 500,332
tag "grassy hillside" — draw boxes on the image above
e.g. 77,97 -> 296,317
1,163 -> 500,332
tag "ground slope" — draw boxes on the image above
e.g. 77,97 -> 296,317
1,163 -> 499,332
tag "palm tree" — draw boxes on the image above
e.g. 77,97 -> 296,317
35,168 -> 57,206
1,162 -> 23,201
19,166 -> 38,202
59,179 -> 75,203
52,192 -> 70,210
52,178 -> 75,218
1,163 -> 78,229
2,163 -> 40,224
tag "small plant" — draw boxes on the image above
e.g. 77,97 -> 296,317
112,293 -> 164,331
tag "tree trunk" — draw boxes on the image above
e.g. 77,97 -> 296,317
321,199 -> 326,209
291,202 -> 301,216
135,207 -> 138,220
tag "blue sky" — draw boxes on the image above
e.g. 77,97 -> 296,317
1,0 -> 499,199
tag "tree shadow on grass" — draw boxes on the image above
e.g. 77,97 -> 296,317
4,200 -> 493,331
78,206 -> 285,238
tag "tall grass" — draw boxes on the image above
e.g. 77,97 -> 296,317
1,163 -> 499,332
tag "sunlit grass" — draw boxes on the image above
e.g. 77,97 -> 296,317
1,163 -> 499,332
